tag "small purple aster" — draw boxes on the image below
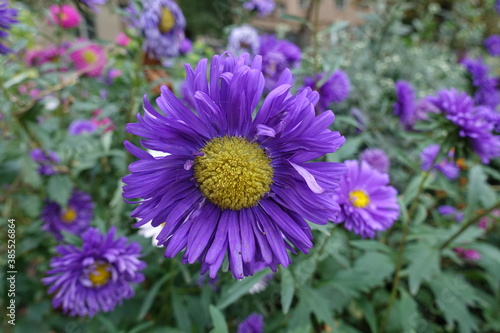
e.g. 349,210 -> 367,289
304,69 -> 350,114
141,0 -> 186,59
30,148 -> 60,175
333,160 -> 399,238
244,0 -> 275,17
259,34 -> 301,93
497,0 -> 500,14
123,53 -> 346,279
179,37 -> 192,55
68,120 -> 97,135
427,88 -> 500,164
360,148 -> 390,173
420,144 -> 460,180
484,35 -> 500,56
454,247 -> 481,261
227,25 -> 260,57
460,57 -> 500,109
0,0 -> 18,55
237,313 -> 264,333
393,80 -> 415,128
437,205 -> 464,222
79,0 -> 107,12
43,227 -> 145,317
41,190 -> 94,240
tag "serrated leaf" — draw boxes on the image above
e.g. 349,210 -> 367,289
404,243 -> 440,295
47,175 -> 72,206
464,165 -> 485,220
137,272 -> 172,320
387,293 -> 420,333
281,268 -> 295,314
216,268 -> 271,309
209,305 -> 228,333
298,287 -> 335,328
350,240 -> 392,255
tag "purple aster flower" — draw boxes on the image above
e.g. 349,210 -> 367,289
30,148 -> 60,175
123,1 -> 141,30
68,120 -> 97,135
437,205 -> 463,222
41,190 -> 94,240
141,0 -> 186,59
454,247 -> 481,261
244,0 -> 275,17
420,144 -> 460,180
333,160 -> 399,238
304,69 -> 350,114
179,37 -> 192,55
259,34 -> 301,93
43,227 -> 145,317
394,80 -> 415,126
0,0 -> 18,55
427,88 -> 500,164
497,0 -> 500,13
350,107 -> 368,132
484,35 -> 500,56
360,148 -> 390,173
123,53 -> 346,279
79,0 -> 107,12
460,57 -> 500,109
238,313 -> 264,333
227,25 -> 260,57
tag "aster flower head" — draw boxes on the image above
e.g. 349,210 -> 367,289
123,53 -> 346,279
259,34 -> 301,93
497,0 -> 500,13
360,148 -> 390,173
484,35 -> 500,56
244,0 -> 275,17
427,88 -> 500,164
304,69 -> 350,113
0,0 -> 18,55
460,57 -> 500,109
41,190 -> 94,240
25,45 -> 66,68
30,148 -> 60,175
333,160 -> 399,238
238,313 -> 264,333
179,37 -> 192,55
43,227 -> 145,317
48,4 -> 82,29
69,120 -> 97,135
437,205 -> 463,222
69,42 -> 106,77
454,247 -> 481,261
115,32 -> 131,47
420,144 -> 460,180
141,0 -> 186,59
228,25 -> 260,57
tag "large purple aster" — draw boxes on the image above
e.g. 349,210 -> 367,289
427,88 -> 500,164
238,313 -> 264,333
43,227 -> 145,317
0,0 -> 18,55
41,189 -> 94,240
333,160 -> 399,238
141,0 -> 186,59
304,69 -> 350,114
259,34 -> 301,93
123,53 -> 346,279
420,144 -> 460,180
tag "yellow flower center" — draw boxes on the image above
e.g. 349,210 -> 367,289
61,208 -> 77,223
349,190 -> 370,208
158,8 -> 175,33
88,263 -> 111,287
194,136 -> 274,210
82,50 -> 97,64
57,12 -> 68,21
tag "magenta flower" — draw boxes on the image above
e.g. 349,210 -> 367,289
69,42 -> 106,77
454,248 -> 482,261
115,32 -> 131,47
49,4 -> 82,29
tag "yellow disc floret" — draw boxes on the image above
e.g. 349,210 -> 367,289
61,208 -> 77,223
82,50 -> 97,64
88,263 -> 112,287
159,8 -> 175,33
194,136 -> 274,210
349,189 -> 370,208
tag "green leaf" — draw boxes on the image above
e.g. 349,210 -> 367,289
172,289 -> 192,333
216,268 -> 271,309
350,240 -> 392,255
464,165 -> 485,220
404,243 -> 440,295
137,272 -> 172,320
280,14 -> 313,30
208,305 -> 228,333
359,298 -> 378,333
128,322 -> 155,333
281,268 -> 295,314
47,175 -> 72,206
298,287 -> 335,328
387,293 -> 421,333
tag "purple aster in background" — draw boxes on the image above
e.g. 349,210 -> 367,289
460,57 -> 500,109
484,35 -> 500,56
259,34 -> 301,93
141,0 -> 186,59
333,160 -> 399,238
427,88 -> 500,164
244,0 -> 275,17
43,227 -> 145,317
454,247 -> 482,261
420,144 -> 460,180
179,37 -> 192,55
227,25 -> 260,57
30,148 -> 60,175
497,0 -> 500,14
393,80 -> 415,128
238,313 -> 264,333
68,120 -> 97,135
41,190 -> 94,240
437,205 -> 464,222
123,53 -> 346,279
0,0 -> 18,55
304,69 -> 350,114
360,148 -> 390,173
79,0 -> 107,12
123,1 -> 141,30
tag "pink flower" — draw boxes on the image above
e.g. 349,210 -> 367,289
91,109 -> 115,133
454,247 -> 482,261
49,5 -> 82,29
69,43 -> 106,77
115,32 -> 131,47
25,45 -> 66,68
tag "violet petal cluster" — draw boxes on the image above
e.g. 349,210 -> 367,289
304,69 -> 350,113
237,313 -> 264,333
243,0 -> 275,17
420,144 -> 460,180
360,148 -> 390,173
227,25 -> 260,57
30,148 -> 60,175
0,0 -> 18,55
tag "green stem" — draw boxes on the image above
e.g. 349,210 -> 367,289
439,201 -> 500,250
